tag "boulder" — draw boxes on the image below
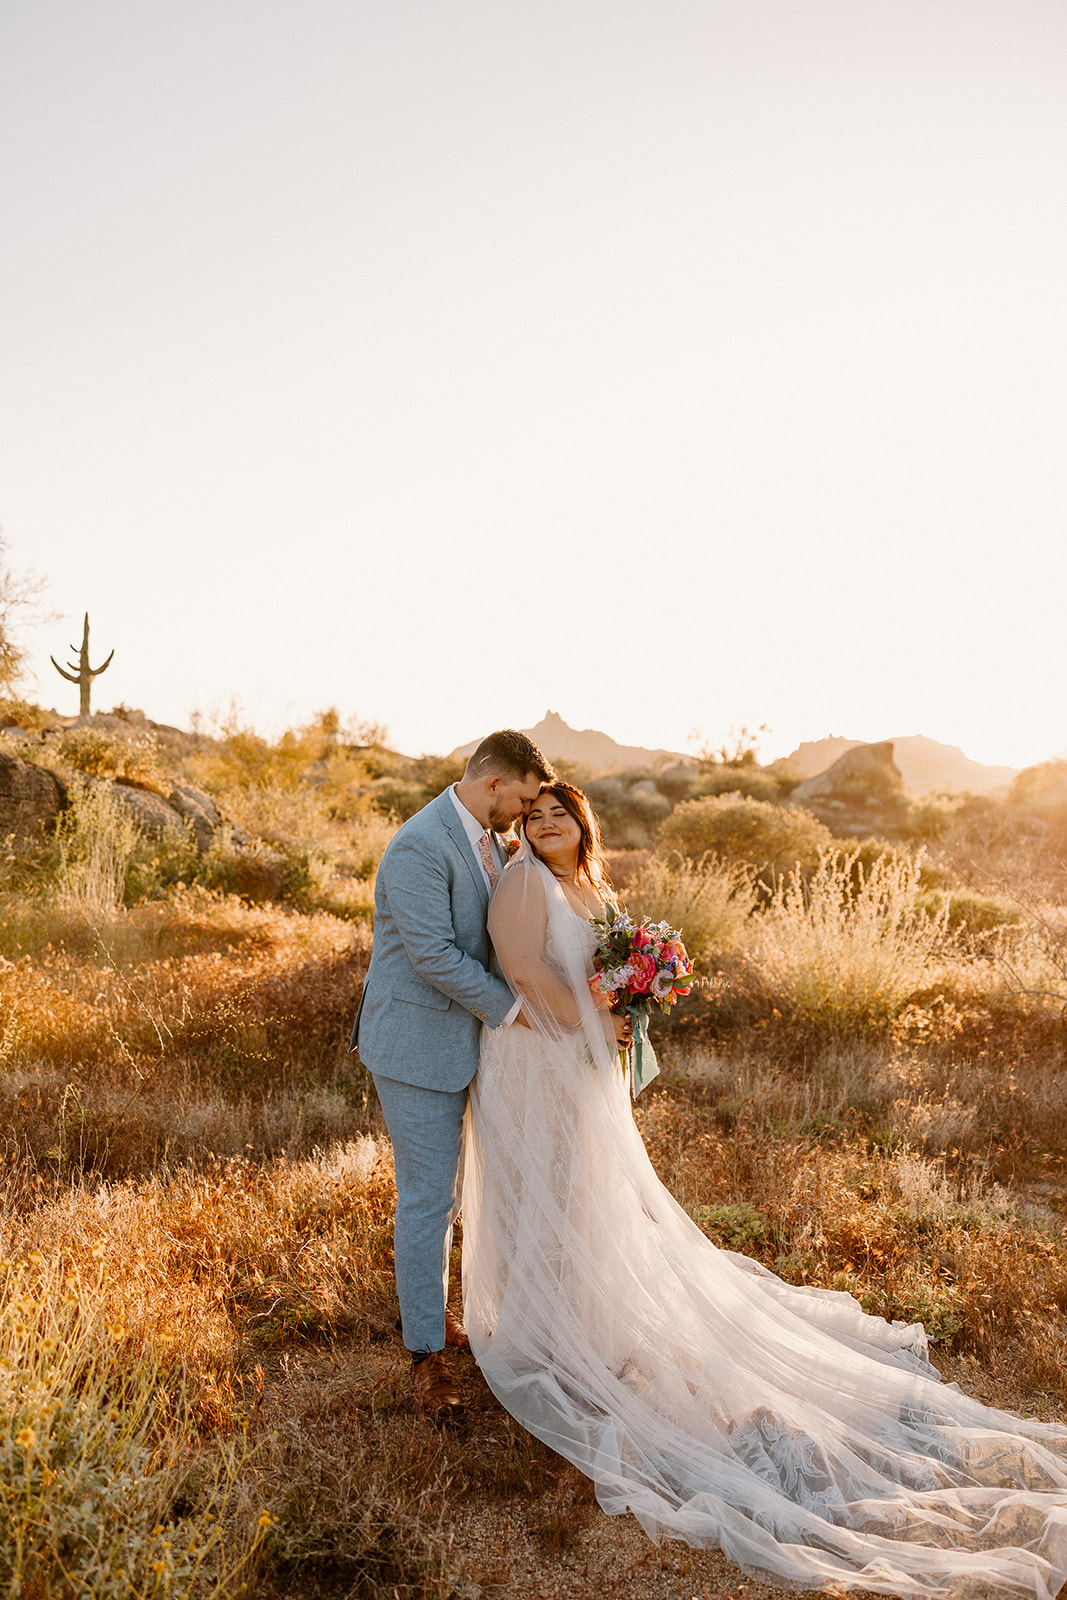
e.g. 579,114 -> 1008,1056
112,783 -> 188,841
167,782 -> 222,853
0,752 -> 67,835
789,742 -> 909,835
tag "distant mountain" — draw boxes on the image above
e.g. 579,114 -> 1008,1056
782,735 -> 1017,796
451,711 -> 688,775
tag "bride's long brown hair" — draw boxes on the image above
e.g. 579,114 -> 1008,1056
525,782 -> 612,897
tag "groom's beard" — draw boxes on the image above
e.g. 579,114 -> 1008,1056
486,801 -> 520,833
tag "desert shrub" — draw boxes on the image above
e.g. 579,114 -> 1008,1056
906,795 -> 965,842
692,766 -> 783,805
56,779 -> 143,912
756,847 -> 950,1035
658,795 -> 834,887
689,1200 -> 766,1249
125,820 -> 201,903
193,830 -> 330,910
340,813 -> 396,881
186,709 -> 374,805
368,753 -> 466,823
0,1252 -> 265,1597
1009,759 -> 1067,818
656,764 -> 699,804
0,697 -> 53,730
916,889 -> 1021,938
55,727 -> 163,784
583,775 -> 673,851
623,852 -> 758,968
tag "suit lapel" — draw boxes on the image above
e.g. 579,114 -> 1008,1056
437,789 -> 489,904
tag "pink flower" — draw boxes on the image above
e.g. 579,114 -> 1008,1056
631,926 -> 652,951
628,952 -> 657,994
651,968 -> 675,1000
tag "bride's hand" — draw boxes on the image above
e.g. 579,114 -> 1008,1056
612,1014 -> 633,1047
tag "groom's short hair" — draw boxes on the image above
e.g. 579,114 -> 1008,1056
464,730 -> 555,785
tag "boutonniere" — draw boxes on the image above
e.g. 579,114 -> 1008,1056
503,837 -> 522,859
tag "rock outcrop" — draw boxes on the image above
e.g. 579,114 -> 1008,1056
789,742 -> 909,835
0,745 -> 226,857
110,780 -> 225,854
0,752 -> 68,835
167,782 -> 223,853
112,783 -> 189,843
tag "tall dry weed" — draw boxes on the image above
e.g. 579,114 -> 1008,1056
756,847 -> 950,1034
55,779 -> 143,913
622,851 -> 758,968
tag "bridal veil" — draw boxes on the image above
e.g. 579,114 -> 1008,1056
462,852 -> 1067,1599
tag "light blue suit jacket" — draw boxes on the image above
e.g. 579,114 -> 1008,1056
350,788 -> 516,1092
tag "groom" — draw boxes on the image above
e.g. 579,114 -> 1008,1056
351,729 -> 554,1419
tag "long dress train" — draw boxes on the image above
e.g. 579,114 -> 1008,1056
461,852 -> 1067,1599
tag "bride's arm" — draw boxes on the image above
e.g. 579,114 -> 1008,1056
488,867 -> 584,1029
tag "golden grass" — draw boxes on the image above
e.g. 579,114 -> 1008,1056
4,722 -> 1067,1596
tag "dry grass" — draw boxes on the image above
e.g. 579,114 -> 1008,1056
620,850 -> 758,968
4,718 -> 1067,1597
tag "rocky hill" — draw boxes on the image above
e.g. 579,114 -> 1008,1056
783,734 -> 1017,796
451,711 -> 688,775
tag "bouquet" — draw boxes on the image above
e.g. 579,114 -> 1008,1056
587,907 -> 693,1097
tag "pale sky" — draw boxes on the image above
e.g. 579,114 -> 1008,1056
2,1 -> 1065,769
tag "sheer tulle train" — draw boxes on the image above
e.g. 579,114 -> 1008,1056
461,854 -> 1067,1599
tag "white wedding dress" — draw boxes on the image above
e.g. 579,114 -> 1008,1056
461,852 -> 1067,1599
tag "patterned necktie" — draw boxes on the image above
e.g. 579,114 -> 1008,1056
478,830 -> 500,890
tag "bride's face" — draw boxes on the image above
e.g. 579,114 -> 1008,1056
525,793 -> 582,870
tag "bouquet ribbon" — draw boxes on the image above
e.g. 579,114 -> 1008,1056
621,1001 -> 660,1098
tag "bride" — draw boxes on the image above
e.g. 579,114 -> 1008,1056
462,781 -> 1067,1600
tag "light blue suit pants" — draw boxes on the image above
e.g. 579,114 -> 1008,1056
371,1071 -> 468,1355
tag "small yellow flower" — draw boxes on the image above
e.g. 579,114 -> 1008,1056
152,1525 -> 164,1536
257,1511 -> 274,1529
151,1560 -> 167,1574
27,1251 -> 43,1266
90,1243 -> 105,1261
12,1321 -> 26,1337
16,1427 -> 36,1449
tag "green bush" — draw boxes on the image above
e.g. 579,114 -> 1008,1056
691,766 -> 783,805
916,889 -> 1020,937
689,1201 -> 767,1250
657,795 -> 834,886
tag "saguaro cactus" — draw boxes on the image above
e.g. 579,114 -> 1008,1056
51,613 -> 114,717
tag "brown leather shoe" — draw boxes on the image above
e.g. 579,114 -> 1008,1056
444,1308 -> 470,1351
412,1352 -> 464,1423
